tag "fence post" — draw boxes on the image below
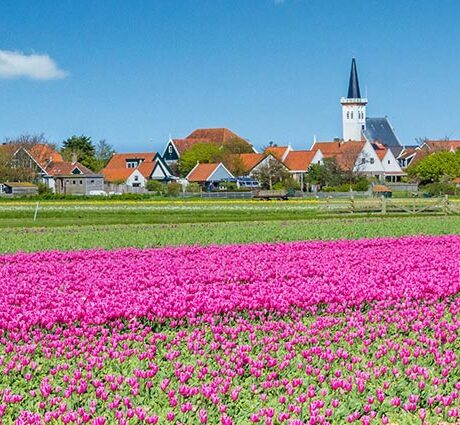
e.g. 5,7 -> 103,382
381,195 -> 386,215
350,196 -> 355,214
33,202 -> 39,222
442,195 -> 449,215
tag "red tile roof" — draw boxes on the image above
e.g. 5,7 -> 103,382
172,128 -> 253,156
372,142 -> 388,161
137,161 -> 157,179
265,146 -> 289,161
45,161 -> 93,176
187,163 -> 221,182
28,144 -> 63,168
312,141 -> 365,170
186,128 -> 244,143
424,140 -> 460,152
230,153 -> 267,174
283,150 -> 316,171
101,168 -> 136,183
105,153 -> 157,169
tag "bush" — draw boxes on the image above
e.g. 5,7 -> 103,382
166,182 -> 182,197
352,178 -> 370,192
145,180 -> 164,194
422,182 -> 457,196
187,183 -> 201,193
37,182 -> 53,195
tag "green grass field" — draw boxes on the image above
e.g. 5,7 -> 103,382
1,215 -> 459,253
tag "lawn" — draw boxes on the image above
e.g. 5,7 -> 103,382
1,215 -> 459,253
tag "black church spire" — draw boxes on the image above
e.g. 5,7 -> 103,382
347,58 -> 361,99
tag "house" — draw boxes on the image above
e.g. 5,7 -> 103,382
228,152 -> 280,177
282,150 -> 324,186
0,182 -> 38,196
101,152 -> 175,187
46,161 -> 104,195
186,162 -> 234,189
371,143 -> 406,182
162,128 -> 255,167
4,143 -> 104,194
397,140 -> 460,169
311,139 -> 402,181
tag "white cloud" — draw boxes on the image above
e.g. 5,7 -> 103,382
0,50 -> 68,80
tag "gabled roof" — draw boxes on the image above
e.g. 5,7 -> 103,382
312,140 -> 366,170
233,153 -> 267,174
423,140 -> 460,152
186,163 -> 221,182
283,150 -> 317,171
45,161 -> 94,176
105,152 -> 157,169
186,162 -> 234,182
186,128 -> 245,143
371,142 -> 388,161
137,161 -> 157,179
169,128 -> 254,157
101,168 -> 138,183
28,144 -> 63,167
364,117 -> 401,147
265,146 -> 290,161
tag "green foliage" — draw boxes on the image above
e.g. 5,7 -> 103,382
166,182 -> 182,197
179,143 -> 224,177
251,158 -> 289,189
422,182 -> 457,196
91,139 -> 116,172
145,180 -> 164,194
61,135 -> 96,169
306,158 -> 370,191
37,182 -> 52,195
408,150 -> 460,184
186,182 -> 201,193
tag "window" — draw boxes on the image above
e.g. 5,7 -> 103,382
168,145 -> 173,154
370,158 -> 375,164
346,112 -> 349,119
134,175 -> 139,181
90,180 -> 94,183
72,180 -> 76,184
388,160 -> 391,164
80,180 -> 83,184
350,112 -> 353,119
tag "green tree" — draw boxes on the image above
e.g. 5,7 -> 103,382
92,139 -> 115,172
408,150 -> 460,184
61,135 -> 96,169
306,158 -> 344,187
251,158 -> 289,189
145,180 -> 164,194
179,143 -> 224,177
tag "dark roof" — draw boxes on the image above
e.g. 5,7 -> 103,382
347,58 -> 361,99
364,117 -> 401,148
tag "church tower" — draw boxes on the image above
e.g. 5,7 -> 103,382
341,58 -> 367,141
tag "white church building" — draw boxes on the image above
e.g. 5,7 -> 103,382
319,58 -> 406,182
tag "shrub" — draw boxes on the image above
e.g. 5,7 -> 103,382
187,183 -> 201,193
422,182 -> 457,196
166,182 -> 182,197
145,180 -> 164,194
37,182 -> 53,195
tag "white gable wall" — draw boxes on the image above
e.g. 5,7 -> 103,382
353,141 -> 385,175
126,169 -> 147,187
382,149 -> 404,173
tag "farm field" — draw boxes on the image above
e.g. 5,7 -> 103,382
1,236 -> 460,424
0,215 -> 459,253
0,197 -> 459,228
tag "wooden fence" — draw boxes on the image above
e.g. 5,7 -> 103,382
321,195 -> 460,215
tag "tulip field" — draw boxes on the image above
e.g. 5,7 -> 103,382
1,234 -> 460,424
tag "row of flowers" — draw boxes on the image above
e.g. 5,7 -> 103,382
0,235 -> 459,424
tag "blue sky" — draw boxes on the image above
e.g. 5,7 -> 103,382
1,0 -> 459,152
